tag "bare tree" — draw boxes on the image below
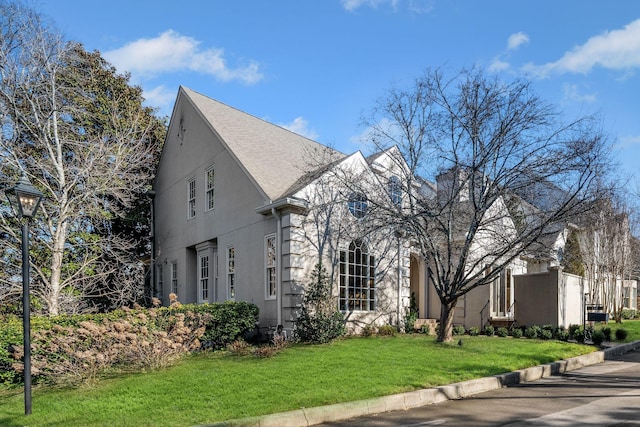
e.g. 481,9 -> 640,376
360,67 -> 612,342
0,2 -> 165,314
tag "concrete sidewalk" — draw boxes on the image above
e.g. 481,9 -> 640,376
202,340 -> 640,427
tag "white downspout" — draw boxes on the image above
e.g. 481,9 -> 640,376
272,207 -> 283,327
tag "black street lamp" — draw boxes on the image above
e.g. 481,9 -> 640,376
5,173 -> 44,416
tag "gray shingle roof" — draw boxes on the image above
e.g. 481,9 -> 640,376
182,87 -> 345,201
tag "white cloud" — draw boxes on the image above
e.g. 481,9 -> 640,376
620,134 -> 640,148
507,32 -> 529,50
143,85 -> 176,107
104,30 -> 263,85
524,19 -> 640,78
279,117 -> 319,140
488,58 -> 510,73
562,83 -> 597,104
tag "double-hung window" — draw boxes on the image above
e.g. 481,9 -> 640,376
265,234 -> 277,299
205,167 -> 215,211
227,247 -> 235,300
199,254 -> 210,302
187,178 -> 196,219
170,261 -> 178,295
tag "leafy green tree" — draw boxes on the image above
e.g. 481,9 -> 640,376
562,228 -> 585,276
0,1 -> 166,314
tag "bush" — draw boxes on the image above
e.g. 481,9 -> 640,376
453,325 -> 466,336
468,327 -> 479,336
378,325 -> 398,336
621,309 -> 637,320
483,325 -> 495,337
420,324 -> 432,335
539,329 -> 553,340
511,328 -> 523,339
615,328 -> 629,341
573,328 -> 585,343
525,325 -> 541,339
556,328 -> 570,341
591,330 -> 605,346
496,327 -> 509,338
361,325 -> 376,337
602,327 -> 612,341
568,324 -> 581,339
0,300 -> 259,386
294,264 -> 345,344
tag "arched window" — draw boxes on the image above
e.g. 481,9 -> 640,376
339,240 -> 376,311
388,175 -> 402,207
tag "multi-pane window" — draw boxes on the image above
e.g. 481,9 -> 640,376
347,192 -> 368,218
227,247 -> 235,300
171,261 -> 178,295
339,240 -> 376,311
205,167 -> 215,211
388,175 -> 402,207
187,178 -> 196,219
265,235 -> 277,299
199,254 -> 209,302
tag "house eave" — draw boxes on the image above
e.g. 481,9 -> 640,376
255,197 -> 309,215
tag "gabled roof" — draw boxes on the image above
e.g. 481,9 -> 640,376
181,87 -> 345,201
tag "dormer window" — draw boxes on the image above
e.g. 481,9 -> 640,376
348,192 -> 368,218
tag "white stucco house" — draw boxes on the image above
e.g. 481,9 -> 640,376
152,87 -> 415,333
152,87 -> 637,335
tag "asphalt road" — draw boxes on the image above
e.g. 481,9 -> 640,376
320,348 -> 640,426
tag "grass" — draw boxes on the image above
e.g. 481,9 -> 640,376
0,331 -> 606,427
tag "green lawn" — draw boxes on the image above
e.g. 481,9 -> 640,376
0,331 -> 609,427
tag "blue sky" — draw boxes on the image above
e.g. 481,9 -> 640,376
38,0 -> 640,186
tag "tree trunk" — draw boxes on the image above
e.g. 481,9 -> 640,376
437,298 -> 458,342
47,221 -> 68,316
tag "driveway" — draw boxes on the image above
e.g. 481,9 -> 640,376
319,348 -> 640,426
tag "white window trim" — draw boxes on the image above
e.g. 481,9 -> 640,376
187,177 -> 196,219
205,166 -> 215,212
265,234 -> 277,300
170,261 -> 178,295
198,253 -> 210,303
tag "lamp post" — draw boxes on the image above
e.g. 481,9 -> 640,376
5,173 -> 44,416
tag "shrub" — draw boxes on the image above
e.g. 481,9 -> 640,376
227,339 -> 252,356
378,325 -> 398,336
361,325 -> 377,337
496,327 -> 509,338
483,325 -> 495,337
602,327 -> 612,342
511,328 -> 523,339
573,328 -> 585,343
591,330 -> 605,346
294,264 -> 345,344
420,324 -> 432,335
539,329 -> 553,340
621,309 -> 637,320
615,328 -> 629,341
453,325 -> 466,336
525,325 -> 541,339
468,327 -> 479,336
1,300 -> 259,386
568,324 -> 581,339
556,328 -> 570,341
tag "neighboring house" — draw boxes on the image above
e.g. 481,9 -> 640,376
153,87 -> 411,333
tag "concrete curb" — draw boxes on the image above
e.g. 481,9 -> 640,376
203,340 -> 640,427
